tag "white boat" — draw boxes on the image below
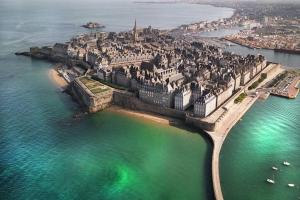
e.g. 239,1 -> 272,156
272,166 -> 278,170
288,184 -> 295,187
283,161 -> 290,166
267,179 -> 275,184
267,174 -> 275,184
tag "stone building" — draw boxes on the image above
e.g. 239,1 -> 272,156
241,70 -> 251,86
97,66 -> 112,82
139,83 -> 176,108
112,67 -> 132,88
216,84 -> 234,108
194,93 -> 217,118
174,86 -> 192,111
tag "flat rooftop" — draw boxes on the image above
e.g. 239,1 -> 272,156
79,77 -> 111,95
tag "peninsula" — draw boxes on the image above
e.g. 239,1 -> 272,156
16,19 -> 293,200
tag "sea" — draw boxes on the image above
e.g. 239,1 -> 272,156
0,0 -> 299,200
0,0 -> 234,199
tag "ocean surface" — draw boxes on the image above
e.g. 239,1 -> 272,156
220,96 -> 300,200
1,0 -> 300,200
0,0 -> 235,199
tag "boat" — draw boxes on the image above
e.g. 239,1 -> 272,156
288,184 -> 295,187
267,179 -> 275,184
266,174 -> 275,184
283,161 -> 290,166
272,166 -> 278,171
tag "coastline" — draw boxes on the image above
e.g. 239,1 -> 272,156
206,64 -> 284,200
224,38 -> 300,55
48,68 -> 68,89
108,105 -> 183,127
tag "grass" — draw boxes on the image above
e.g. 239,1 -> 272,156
90,88 -> 110,94
79,76 -> 111,94
91,75 -> 127,90
234,93 -> 247,104
248,73 -> 267,90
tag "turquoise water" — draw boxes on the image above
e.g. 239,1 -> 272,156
0,55 -> 214,199
0,0 -> 234,199
221,96 -> 300,199
1,0 -> 299,199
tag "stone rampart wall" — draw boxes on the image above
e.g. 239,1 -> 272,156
112,91 -> 185,120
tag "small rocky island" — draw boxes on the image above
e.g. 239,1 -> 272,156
81,22 -> 105,29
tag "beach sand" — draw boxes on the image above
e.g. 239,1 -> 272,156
48,68 -> 68,89
108,106 -> 182,127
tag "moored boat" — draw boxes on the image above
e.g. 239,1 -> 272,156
267,179 -> 275,184
283,161 -> 290,166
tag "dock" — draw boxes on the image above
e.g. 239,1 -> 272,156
271,75 -> 300,99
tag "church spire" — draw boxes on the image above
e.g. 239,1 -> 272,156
133,19 -> 138,43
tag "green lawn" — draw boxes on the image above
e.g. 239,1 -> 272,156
234,93 -> 247,104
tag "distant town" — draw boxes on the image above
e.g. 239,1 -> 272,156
171,1 -> 300,53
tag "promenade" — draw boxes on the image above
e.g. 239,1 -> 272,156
205,63 -> 283,200
207,95 -> 258,200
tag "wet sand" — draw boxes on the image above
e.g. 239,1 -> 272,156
48,68 -> 68,89
108,106 -> 182,127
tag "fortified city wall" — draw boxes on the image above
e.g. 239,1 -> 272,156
112,90 -> 186,120
70,79 -> 113,113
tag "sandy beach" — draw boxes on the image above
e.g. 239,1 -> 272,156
48,68 -> 68,89
108,106 -> 183,127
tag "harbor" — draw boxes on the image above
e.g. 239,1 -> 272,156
270,73 -> 300,99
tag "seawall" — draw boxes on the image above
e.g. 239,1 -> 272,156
70,78 -> 113,113
112,90 -> 186,120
